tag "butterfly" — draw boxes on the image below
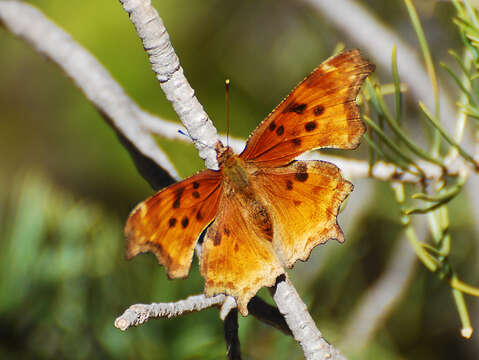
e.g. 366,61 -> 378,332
125,49 -> 375,316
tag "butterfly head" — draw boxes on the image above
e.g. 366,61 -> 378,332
215,141 -> 236,167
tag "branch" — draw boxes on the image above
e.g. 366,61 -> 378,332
114,294 -> 226,330
271,276 -> 346,360
247,296 -> 292,336
224,309 -> 241,360
0,0 -> 179,190
119,0 -> 219,170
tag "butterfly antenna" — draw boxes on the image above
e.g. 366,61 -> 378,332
225,78 -> 230,147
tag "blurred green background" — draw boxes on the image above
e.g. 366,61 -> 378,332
0,0 -> 478,359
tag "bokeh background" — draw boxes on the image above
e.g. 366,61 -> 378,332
1,0 -> 478,359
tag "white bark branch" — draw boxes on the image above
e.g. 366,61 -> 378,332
119,0 -> 219,170
0,0 -> 180,183
272,276 -> 346,360
115,294 -> 226,331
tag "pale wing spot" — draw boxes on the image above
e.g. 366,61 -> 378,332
322,64 -> 335,71
139,204 -> 148,218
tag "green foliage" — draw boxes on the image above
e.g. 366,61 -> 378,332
362,0 -> 479,339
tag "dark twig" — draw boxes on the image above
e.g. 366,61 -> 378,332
224,309 -> 241,360
248,296 -> 292,337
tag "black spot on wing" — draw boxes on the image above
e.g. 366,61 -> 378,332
173,187 -> 185,208
295,163 -> 308,182
283,102 -> 307,114
276,125 -> 284,136
214,231 -> 222,246
305,121 -> 317,132
286,180 -> 293,190
295,172 -> 308,182
314,105 -> 325,116
292,138 -> 301,147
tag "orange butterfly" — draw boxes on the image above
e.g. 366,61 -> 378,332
125,49 -> 375,316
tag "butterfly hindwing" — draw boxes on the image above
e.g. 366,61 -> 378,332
252,160 -> 353,267
240,50 -> 375,166
125,169 -> 222,279
200,187 -> 284,316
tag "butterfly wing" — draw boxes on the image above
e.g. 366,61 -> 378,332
125,170 -> 222,279
200,189 -> 284,316
252,160 -> 352,267
240,50 -> 375,166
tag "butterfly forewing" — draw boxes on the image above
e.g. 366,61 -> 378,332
125,169 -> 222,279
240,49 -> 375,167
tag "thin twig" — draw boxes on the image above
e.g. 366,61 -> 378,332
224,309 -> 242,360
114,294 -> 226,330
247,296 -> 292,337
